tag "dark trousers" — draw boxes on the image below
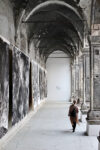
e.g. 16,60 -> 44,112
72,122 -> 76,132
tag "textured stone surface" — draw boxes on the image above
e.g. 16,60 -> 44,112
39,68 -> 47,100
44,71 -> 47,98
85,56 -> 90,102
0,38 -> 9,138
0,0 -> 15,44
93,46 -> 100,109
12,47 -> 30,125
32,61 -> 40,107
71,65 -> 74,97
39,68 -> 44,100
78,58 -> 83,101
75,65 -> 79,98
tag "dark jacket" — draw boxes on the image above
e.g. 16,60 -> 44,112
68,104 -> 79,124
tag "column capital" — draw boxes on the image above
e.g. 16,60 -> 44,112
91,36 -> 100,45
97,131 -> 100,143
82,49 -> 89,56
87,110 -> 100,121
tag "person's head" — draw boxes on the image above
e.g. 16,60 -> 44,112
73,100 -> 76,105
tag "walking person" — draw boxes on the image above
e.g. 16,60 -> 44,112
68,100 -> 79,132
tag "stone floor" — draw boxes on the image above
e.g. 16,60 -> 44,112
1,101 -> 98,150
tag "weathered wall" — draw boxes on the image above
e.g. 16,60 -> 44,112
20,24 -> 28,54
79,0 -> 92,27
0,0 -> 15,44
29,41 -> 46,68
31,61 -> 47,108
32,61 -> 40,107
15,23 -> 29,55
39,67 -> 47,101
0,37 -> 47,138
0,39 -> 9,138
12,47 -> 30,125
29,41 -> 36,61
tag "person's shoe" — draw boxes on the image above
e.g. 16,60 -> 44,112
73,129 -> 75,132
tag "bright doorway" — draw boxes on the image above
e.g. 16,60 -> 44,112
46,51 -> 71,101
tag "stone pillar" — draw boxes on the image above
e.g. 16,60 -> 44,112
71,57 -> 79,100
85,53 -> 90,105
75,57 -> 79,99
81,49 -> 90,111
71,64 -> 75,99
98,132 -> 100,150
78,57 -> 84,103
87,36 -> 100,136
71,60 -> 76,101
81,55 -> 87,110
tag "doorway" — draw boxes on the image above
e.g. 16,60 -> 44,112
46,51 -> 71,101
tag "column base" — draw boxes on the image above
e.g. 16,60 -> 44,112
86,120 -> 100,136
87,110 -> 100,120
80,111 -> 87,122
86,110 -> 100,136
81,103 -> 88,111
98,136 -> 100,150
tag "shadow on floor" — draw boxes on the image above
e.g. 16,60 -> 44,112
58,129 -> 87,136
37,129 -> 87,137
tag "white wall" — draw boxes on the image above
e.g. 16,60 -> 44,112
46,51 -> 71,101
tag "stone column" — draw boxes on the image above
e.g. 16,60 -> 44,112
81,55 -> 87,109
85,53 -> 90,104
71,64 -> 75,99
71,57 -> 80,101
75,57 -> 79,99
81,50 -> 90,111
71,60 -> 76,101
98,132 -> 100,150
78,57 -> 84,103
87,36 -> 100,136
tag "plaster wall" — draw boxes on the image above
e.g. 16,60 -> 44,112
46,51 -> 71,101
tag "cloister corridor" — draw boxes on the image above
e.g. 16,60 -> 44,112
1,0 -> 100,150
0,101 -> 98,150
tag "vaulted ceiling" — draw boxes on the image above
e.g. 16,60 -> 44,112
10,0 -> 92,58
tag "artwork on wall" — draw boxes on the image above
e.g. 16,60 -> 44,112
12,47 -> 30,125
32,61 -> 48,107
39,67 -> 47,101
39,68 -> 43,100
32,61 -> 39,107
0,38 -> 9,138
0,38 -> 47,138
44,71 -> 47,98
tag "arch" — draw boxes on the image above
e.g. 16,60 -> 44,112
28,10 -> 83,45
24,1 -> 85,47
38,36 -> 77,56
24,1 -> 83,21
45,46 -> 73,62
